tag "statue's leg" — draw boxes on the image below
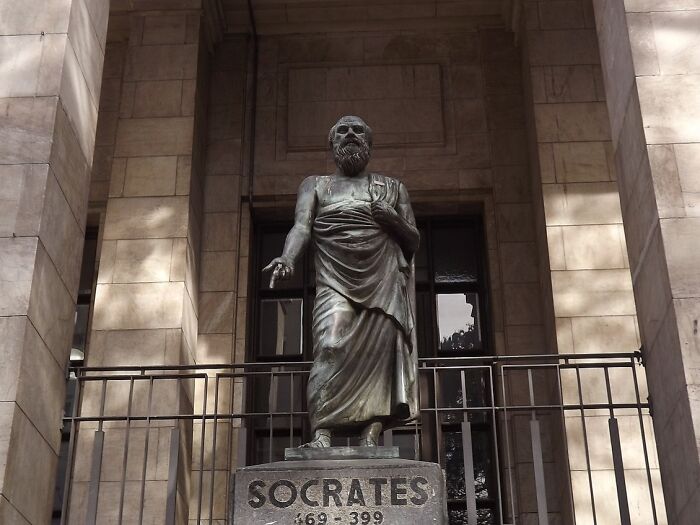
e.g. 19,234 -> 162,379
301,429 -> 332,448
360,421 -> 383,446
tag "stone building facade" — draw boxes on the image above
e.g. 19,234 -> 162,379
0,0 -> 698,524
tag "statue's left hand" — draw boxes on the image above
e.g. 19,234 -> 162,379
370,200 -> 398,227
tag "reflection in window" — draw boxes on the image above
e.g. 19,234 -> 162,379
433,225 -> 478,284
259,298 -> 303,357
437,293 -> 481,352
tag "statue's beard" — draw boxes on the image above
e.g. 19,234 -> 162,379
333,140 -> 371,176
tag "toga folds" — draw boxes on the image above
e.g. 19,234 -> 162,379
307,174 -> 419,434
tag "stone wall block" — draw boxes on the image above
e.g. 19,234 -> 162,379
38,168 -> 84,297
0,0 -> 71,35
132,80 -> 183,118
542,182 -> 623,226
0,165 -> 48,238
552,141 -> 613,183
92,282 -> 186,331
51,104 -> 91,231
552,269 -> 636,317
111,238 -> 174,283
626,13 -> 660,76
0,403 -> 58,525
0,34 -> 66,98
561,224 -> 627,270
67,0 -> 104,106
123,155 -> 179,197
660,217 -> 700,298
125,44 -> 197,81
198,292 -> 233,334
535,102 -> 611,142
103,196 -> 189,240
115,117 -> 194,157
637,75 -> 700,144
527,29 -> 600,66
650,10 -> 700,75
0,238 -> 37,317
59,40 -> 98,163
27,241 -> 75,365
0,96 -> 57,164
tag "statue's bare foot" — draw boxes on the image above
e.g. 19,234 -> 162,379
300,429 -> 331,448
360,422 -> 383,447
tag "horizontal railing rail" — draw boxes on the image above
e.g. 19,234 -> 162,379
56,352 -> 664,525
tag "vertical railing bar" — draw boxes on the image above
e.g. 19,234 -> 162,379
138,377 -> 155,525
575,366 -> 597,525
501,365 -> 517,525
117,377 -> 135,524
433,368 -> 441,465
605,367 -> 631,525
165,427 -> 180,525
631,358 -> 659,524
85,429 -> 105,525
210,374 -> 221,525
530,418 -> 550,525
269,369 -> 274,463
197,375 -> 208,524
556,359 -> 577,522
488,365 -> 504,525
289,371 -> 294,448
60,374 -> 81,525
461,367 -> 478,525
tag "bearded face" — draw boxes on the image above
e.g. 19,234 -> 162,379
329,117 -> 372,176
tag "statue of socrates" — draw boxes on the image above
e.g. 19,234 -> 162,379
264,116 -> 420,448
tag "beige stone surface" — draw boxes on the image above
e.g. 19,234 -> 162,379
60,39 -> 99,162
103,196 -> 189,240
0,0 -> 70,35
110,239 -> 175,283
132,80 -> 184,118
123,156 -> 179,197
125,44 -> 197,81
0,165 -> 48,237
0,238 -> 37,318
535,102 -> 611,143
0,96 -> 57,164
637,74 -> 700,144
543,182 -> 623,226
0,402 -> 58,525
650,11 -> 700,75
661,217 -> 700,298
561,224 -> 627,270
200,251 -> 236,292
0,34 -> 66,98
67,0 -> 105,106
552,269 -> 636,317
552,142 -> 614,183
115,117 -> 194,157
92,281 -> 186,330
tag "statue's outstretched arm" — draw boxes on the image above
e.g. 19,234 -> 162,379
262,176 -> 317,288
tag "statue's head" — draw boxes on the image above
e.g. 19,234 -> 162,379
328,115 -> 373,176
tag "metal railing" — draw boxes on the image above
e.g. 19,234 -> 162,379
56,352 -> 666,525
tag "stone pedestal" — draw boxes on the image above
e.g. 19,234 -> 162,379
230,448 -> 448,524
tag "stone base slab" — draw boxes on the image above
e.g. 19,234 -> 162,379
284,446 -> 400,461
231,458 -> 448,524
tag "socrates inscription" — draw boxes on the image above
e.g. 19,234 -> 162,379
231,459 -> 447,524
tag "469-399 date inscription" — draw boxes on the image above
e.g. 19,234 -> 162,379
294,511 -> 383,524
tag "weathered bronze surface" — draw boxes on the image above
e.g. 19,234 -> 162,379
263,116 -> 420,448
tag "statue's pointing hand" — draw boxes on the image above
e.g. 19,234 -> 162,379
262,257 -> 294,289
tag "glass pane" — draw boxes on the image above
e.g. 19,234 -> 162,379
447,508 -> 495,525
437,293 -> 482,352
71,304 -> 90,361
78,236 -> 97,296
433,225 -> 478,283
391,430 -> 419,460
254,433 -> 303,464
438,369 -> 489,425
415,225 -> 429,283
259,298 -> 303,357
444,430 -> 492,502
260,231 -> 303,289
416,291 -> 433,357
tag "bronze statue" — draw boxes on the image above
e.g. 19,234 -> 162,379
263,116 -> 420,447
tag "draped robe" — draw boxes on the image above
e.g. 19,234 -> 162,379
307,173 -> 419,433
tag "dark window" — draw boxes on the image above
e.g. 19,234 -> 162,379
248,217 -> 498,523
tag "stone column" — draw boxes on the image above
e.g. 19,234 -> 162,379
521,0 -> 665,522
0,0 -> 108,522
592,1 -> 700,522
67,7 -> 209,524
